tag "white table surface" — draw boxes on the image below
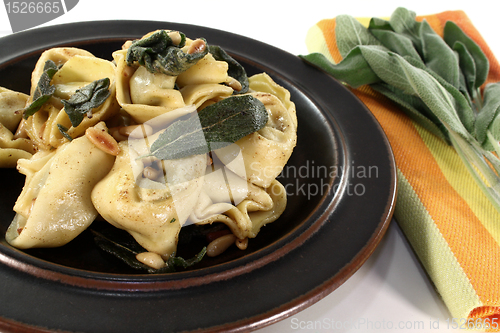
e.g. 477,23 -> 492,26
1,1 -> 496,332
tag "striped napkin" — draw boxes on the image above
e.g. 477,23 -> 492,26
305,10 -> 500,331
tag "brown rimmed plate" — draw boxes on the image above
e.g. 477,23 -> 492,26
0,21 -> 396,332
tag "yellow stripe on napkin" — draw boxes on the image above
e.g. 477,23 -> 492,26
306,10 -> 500,330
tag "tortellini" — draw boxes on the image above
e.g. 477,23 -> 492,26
90,140 -> 207,258
113,36 -> 233,124
215,73 -> 297,188
6,130 -> 115,248
0,87 -> 36,167
190,156 -> 287,239
24,48 -> 120,150
2,29 -> 298,267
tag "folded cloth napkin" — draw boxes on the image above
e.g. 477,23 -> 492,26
305,10 -> 500,330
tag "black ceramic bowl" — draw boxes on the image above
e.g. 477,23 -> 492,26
0,21 -> 396,333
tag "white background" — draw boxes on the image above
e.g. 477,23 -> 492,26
1,1 -> 496,332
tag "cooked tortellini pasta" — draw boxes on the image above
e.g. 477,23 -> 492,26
2,29 -> 298,271
91,140 -> 207,258
215,74 -> 297,188
6,129 -> 115,248
190,156 -> 287,239
0,87 -> 36,167
23,48 -> 120,150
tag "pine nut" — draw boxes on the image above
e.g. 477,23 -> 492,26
206,234 -> 236,257
143,166 -> 160,180
168,31 -> 182,46
225,77 -> 242,92
85,126 -> 120,156
187,39 -> 206,55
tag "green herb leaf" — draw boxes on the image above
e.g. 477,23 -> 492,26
23,60 -> 59,119
57,124 -> 73,141
359,47 -> 472,140
443,21 -> 489,89
369,28 -> 423,64
452,41 -> 477,99
420,20 -> 461,89
147,95 -> 268,160
368,17 -> 394,31
371,82 -> 449,142
92,228 -> 206,274
475,83 -> 500,148
389,7 -> 424,55
299,49 -> 382,88
126,30 -> 207,75
208,45 -> 249,94
166,247 -> 206,270
61,78 -> 110,128
335,14 -> 383,57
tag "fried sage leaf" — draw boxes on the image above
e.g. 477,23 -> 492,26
57,124 -> 73,141
23,60 -> 59,119
61,78 -> 110,127
208,45 -> 249,94
147,95 -> 268,160
126,29 -> 207,75
92,228 -> 206,274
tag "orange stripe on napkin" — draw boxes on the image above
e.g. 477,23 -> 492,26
316,19 -> 342,64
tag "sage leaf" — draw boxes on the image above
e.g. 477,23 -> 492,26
299,49 -> 382,88
389,7 -> 423,55
126,30 -> 207,75
359,46 -> 471,140
57,124 -> 73,141
335,14 -> 383,57
62,78 -> 110,127
23,60 -> 59,119
368,17 -> 394,31
148,95 -> 268,160
443,21 -> 489,89
208,45 -> 249,94
92,228 -> 207,274
369,28 -> 423,64
406,54 -> 476,135
475,83 -> 500,148
452,41 -> 478,101
420,20 -> 461,88
166,247 -> 207,270
371,83 -> 449,142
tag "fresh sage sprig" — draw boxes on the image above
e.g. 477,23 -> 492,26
145,95 -> 268,160
23,59 -> 59,119
299,7 -> 500,213
126,30 -> 207,75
